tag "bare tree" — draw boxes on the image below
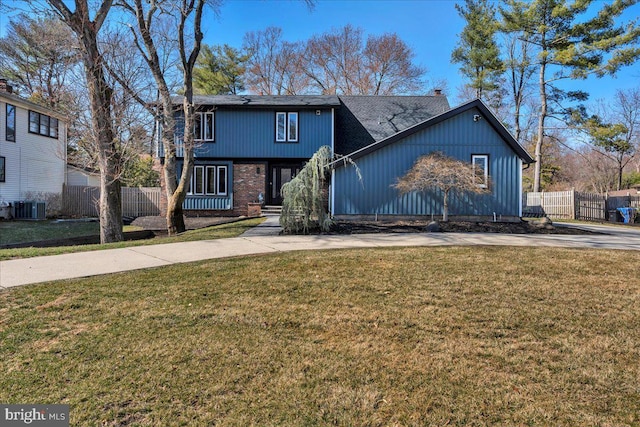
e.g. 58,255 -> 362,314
42,0 -> 124,243
364,33 -> 425,95
304,24 -> 365,95
394,152 -> 489,222
243,27 -> 308,95
577,89 -> 640,191
115,0 -> 216,235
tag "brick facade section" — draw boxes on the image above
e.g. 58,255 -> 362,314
232,162 -> 267,216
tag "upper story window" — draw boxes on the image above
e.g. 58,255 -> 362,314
6,104 -> 15,142
194,112 -> 214,142
472,154 -> 489,188
28,110 -> 59,139
276,112 -> 298,142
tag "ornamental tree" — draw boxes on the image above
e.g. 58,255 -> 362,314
394,152 -> 490,222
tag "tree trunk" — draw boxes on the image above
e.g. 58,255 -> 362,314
72,2 -> 123,243
159,99 -> 187,236
442,189 -> 449,222
534,59 -> 547,193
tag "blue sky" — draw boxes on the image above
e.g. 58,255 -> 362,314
1,0 -> 638,106
202,0 -> 640,105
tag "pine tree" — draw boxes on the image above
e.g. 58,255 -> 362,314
451,0 -> 504,99
501,0 -> 640,192
193,44 -> 249,95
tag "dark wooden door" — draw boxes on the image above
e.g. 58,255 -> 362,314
269,164 -> 300,205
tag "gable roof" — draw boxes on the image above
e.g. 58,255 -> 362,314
0,91 -> 67,122
334,98 -> 535,165
174,94 -> 340,108
334,95 -> 450,154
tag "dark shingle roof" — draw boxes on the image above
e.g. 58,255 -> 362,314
336,98 -> 534,164
173,94 -> 341,108
334,96 -> 450,154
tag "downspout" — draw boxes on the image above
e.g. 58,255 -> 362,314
518,158 -> 523,218
330,107 -> 335,217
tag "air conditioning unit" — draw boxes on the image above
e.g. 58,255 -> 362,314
13,201 -> 46,220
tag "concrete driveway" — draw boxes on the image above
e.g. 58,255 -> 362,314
1,220 -> 639,290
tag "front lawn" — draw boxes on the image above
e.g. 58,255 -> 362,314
1,247 -> 638,426
0,217 -> 264,260
0,219 -> 100,245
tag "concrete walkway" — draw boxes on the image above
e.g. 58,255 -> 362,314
1,220 -> 639,290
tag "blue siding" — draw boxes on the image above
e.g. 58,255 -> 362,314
333,108 -> 522,217
170,108 -> 333,159
177,160 -> 234,210
183,196 -> 232,210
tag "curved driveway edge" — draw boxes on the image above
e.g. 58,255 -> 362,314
1,222 -> 639,289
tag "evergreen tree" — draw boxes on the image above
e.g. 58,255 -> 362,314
501,0 -> 640,192
193,44 -> 249,95
451,0 -> 504,99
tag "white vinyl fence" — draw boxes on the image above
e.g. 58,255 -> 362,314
62,185 -> 161,217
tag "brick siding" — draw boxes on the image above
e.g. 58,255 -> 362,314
232,162 -> 267,216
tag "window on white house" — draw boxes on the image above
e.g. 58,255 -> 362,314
472,154 -> 489,188
0,156 -> 5,182
194,112 -> 214,142
28,110 -> 59,139
29,111 -> 38,133
188,165 -> 228,196
276,112 -> 298,142
6,104 -> 15,142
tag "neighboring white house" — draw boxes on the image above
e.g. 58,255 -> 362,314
67,164 -> 100,187
0,79 -> 67,216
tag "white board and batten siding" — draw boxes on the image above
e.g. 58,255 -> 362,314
0,92 -> 67,203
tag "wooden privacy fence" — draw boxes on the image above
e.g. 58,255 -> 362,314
523,190 -> 640,221
62,185 -> 161,217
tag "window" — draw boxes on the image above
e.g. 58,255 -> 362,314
188,165 -> 228,196
6,104 -> 15,142
194,112 -> 214,142
28,110 -> 59,138
29,111 -> 39,133
0,156 -> 5,182
472,154 -> 489,188
276,112 -> 298,142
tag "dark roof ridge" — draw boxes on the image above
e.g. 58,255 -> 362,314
332,98 -> 534,166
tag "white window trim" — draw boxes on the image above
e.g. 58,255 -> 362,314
194,112 -> 214,142
193,165 -> 205,195
472,154 -> 489,188
216,165 -> 228,196
276,112 -> 287,142
188,165 -> 228,196
288,112 -> 298,142
276,111 -> 298,142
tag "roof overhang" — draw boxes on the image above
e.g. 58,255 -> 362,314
331,98 -> 535,167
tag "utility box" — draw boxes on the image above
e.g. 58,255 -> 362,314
13,201 -> 46,220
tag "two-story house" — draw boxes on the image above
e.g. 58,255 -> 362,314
0,79 -> 67,217
162,93 -> 534,221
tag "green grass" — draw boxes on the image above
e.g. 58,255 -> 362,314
1,247 -> 638,426
0,218 -> 265,260
0,220 -> 102,245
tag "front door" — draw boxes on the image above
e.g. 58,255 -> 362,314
269,164 -> 301,205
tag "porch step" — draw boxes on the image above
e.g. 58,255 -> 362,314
262,205 -> 282,215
